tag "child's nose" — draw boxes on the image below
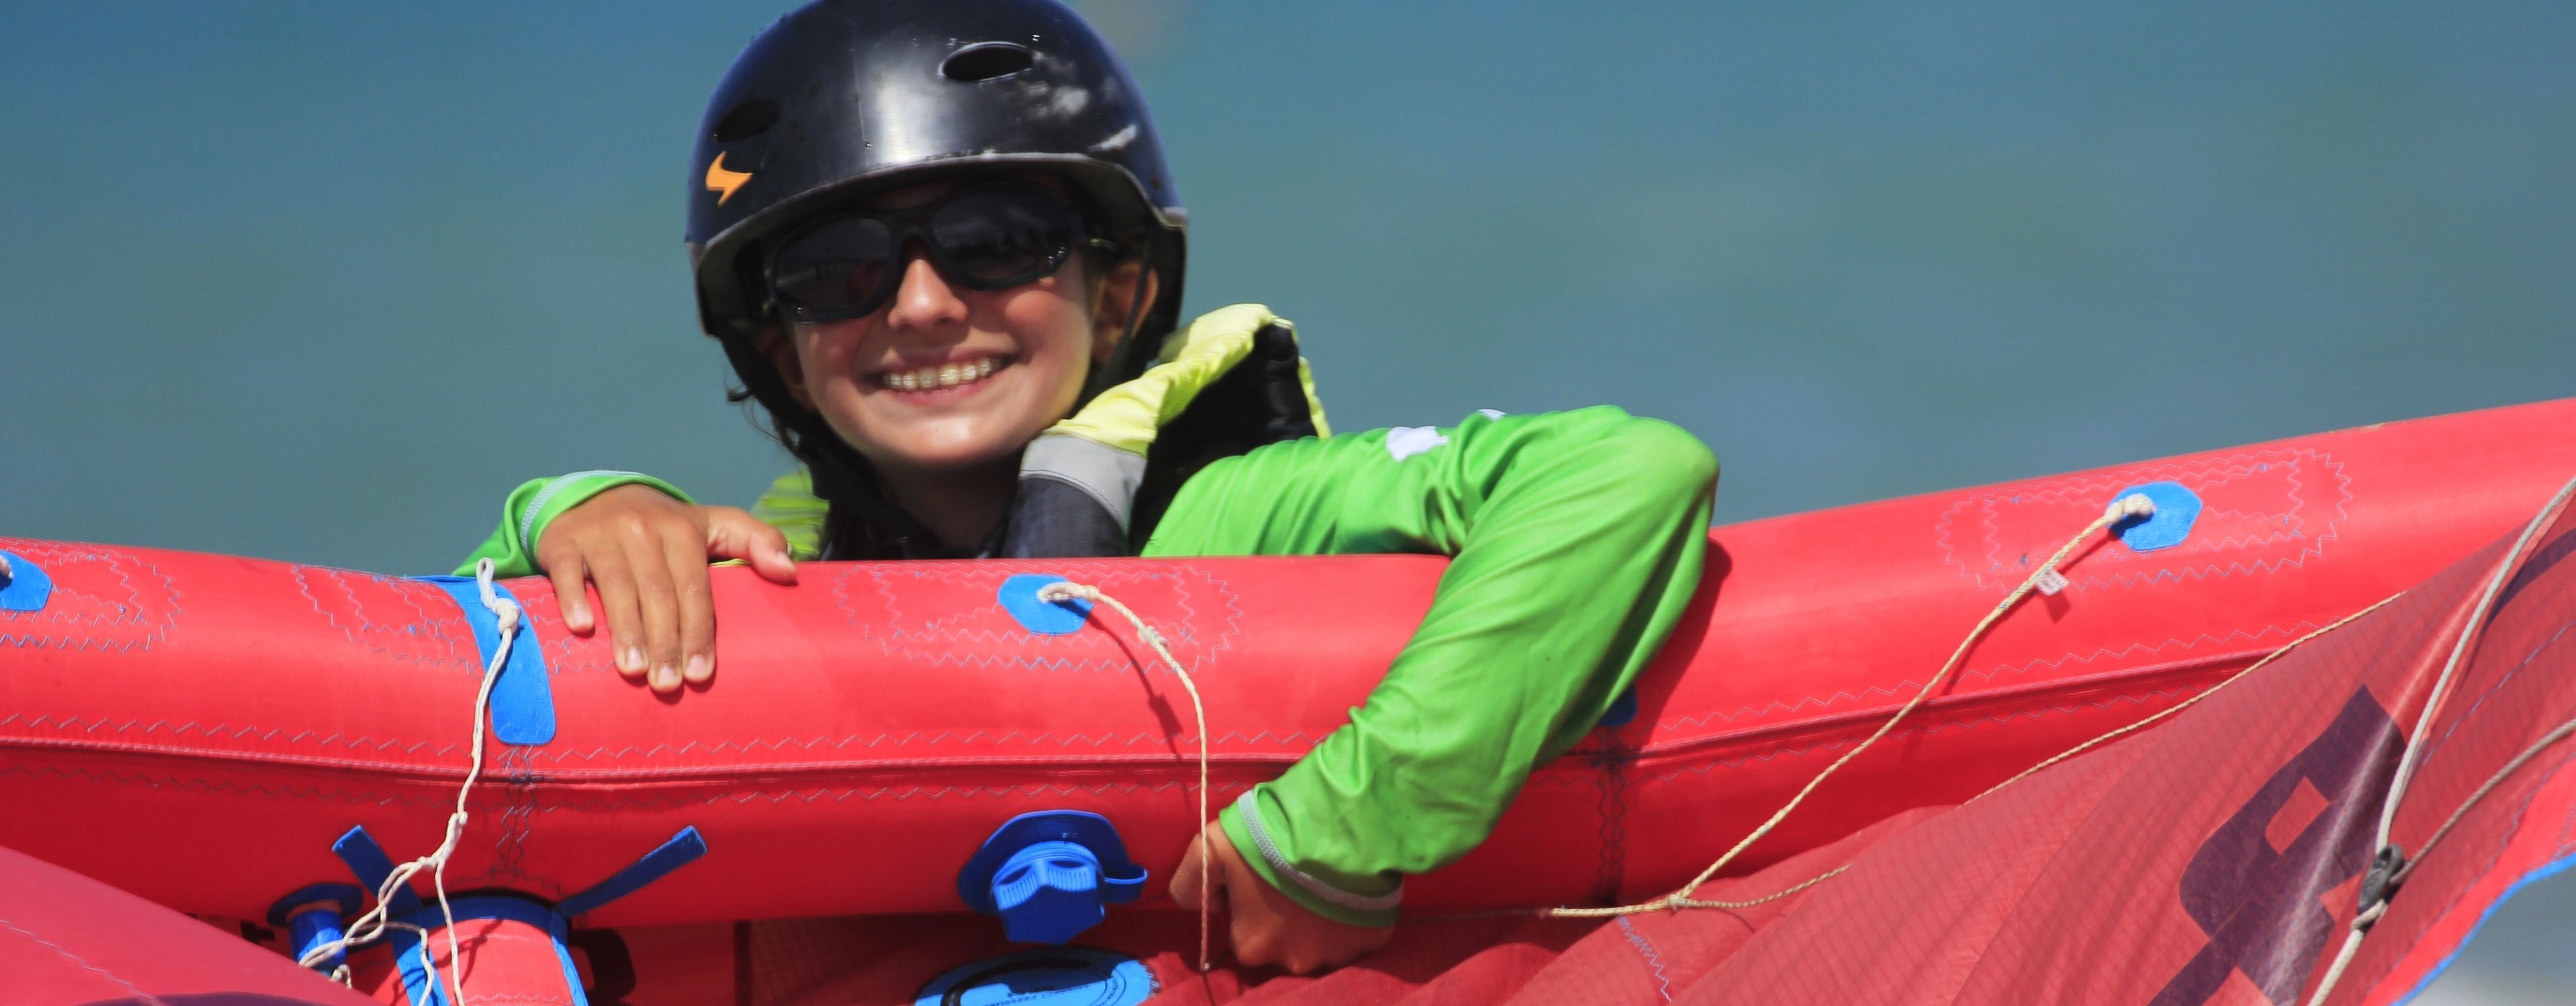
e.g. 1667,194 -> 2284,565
883,247 -> 969,330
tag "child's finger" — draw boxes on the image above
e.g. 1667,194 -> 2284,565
747,525 -> 798,584
667,533 -> 717,686
621,532 -> 686,693
585,543 -> 649,682
706,509 -> 798,585
542,553 -> 594,634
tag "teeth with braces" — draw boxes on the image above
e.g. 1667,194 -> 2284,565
879,357 -> 1002,391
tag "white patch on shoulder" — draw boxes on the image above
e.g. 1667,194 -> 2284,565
1477,408 -> 1507,420
1385,426 -> 1450,461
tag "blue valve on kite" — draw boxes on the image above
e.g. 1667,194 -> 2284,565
957,810 -> 1148,945
2110,482 -> 2202,553
267,883 -> 364,974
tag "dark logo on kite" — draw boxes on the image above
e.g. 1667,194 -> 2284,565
2151,689 -> 2399,1006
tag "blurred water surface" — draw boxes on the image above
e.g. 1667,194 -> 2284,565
1,2 -> 2571,996
2,2 -> 2567,567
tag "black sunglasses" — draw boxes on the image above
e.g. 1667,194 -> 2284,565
763,184 -> 1108,323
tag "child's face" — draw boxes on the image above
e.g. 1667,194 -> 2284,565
763,178 -> 1135,480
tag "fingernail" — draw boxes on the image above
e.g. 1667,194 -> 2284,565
652,665 -> 680,690
684,655 -> 711,683
619,647 -> 645,673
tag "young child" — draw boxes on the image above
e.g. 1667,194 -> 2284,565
460,0 -> 1715,974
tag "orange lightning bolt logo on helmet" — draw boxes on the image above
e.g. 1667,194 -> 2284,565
704,152 -> 753,205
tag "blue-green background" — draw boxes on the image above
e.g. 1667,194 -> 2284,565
6,1 -> 2570,572
0,3 -> 2570,995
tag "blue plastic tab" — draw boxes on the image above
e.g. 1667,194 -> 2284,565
418,575 -> 555,746
557,826 -> 708,919
331,826 -> 421,916
998,573 -> 1092,636
0,551 -> 52,612
2111,482 -> 2204,553
958,811 -> 1148,946
912,947 -> 1155,1006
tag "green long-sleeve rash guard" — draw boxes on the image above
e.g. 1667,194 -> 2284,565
460,407 -> 1716,926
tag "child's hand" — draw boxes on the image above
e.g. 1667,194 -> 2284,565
1169,819 -> 1395,974
534,484 -> 798,695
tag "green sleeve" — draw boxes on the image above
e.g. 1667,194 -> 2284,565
1142,407 -> 1717,925
453,470 -> 694,577
750,467 -> 830,561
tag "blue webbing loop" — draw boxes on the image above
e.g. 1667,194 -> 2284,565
556,826 -> 709,919
417,574 -> 557,746
331,826 -> 421,916
385,894 -> 588,1006
307,822 -> 701,1001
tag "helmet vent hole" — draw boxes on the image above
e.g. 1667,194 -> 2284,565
713,99 -> 779,143
943,42 -> 1035,82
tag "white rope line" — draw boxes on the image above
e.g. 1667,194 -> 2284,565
298,558 -> 520,1005
2302,471 -> 2576,1006
2374,473 -> 2576,850
1962,593 -> 2403,807
1036,581 -> 1215,972
1548,493 -> 2157,919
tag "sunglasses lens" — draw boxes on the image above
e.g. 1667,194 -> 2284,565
771,217 -> 896,317
930,189 -> 1078,288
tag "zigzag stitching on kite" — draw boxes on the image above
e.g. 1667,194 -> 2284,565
1649,629 -> 2292,732
504,778 -> 1265,812
1629,685 -> 2198,784
524,726 -> 1327,764
0,547 -> 183,652
1181,568 -> 1245,667
0,714 -> 466,759
1932,450 -> 2350,590
0,632 -> 166,653
1960,623 -> 2312,684
2421,617 -> 2576,766
0,759 -> 1271,812
290,566 -> 475,671
830,565 -> 1240,670
1613,916 -> 1677,1002
489,746 -> 545,891
0,762 -> 445,807
0,714 -> 1326,769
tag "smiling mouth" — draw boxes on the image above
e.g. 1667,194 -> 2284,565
871,355 -> 1010,392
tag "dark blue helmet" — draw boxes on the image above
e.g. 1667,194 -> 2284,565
686,0 -> 1186,365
